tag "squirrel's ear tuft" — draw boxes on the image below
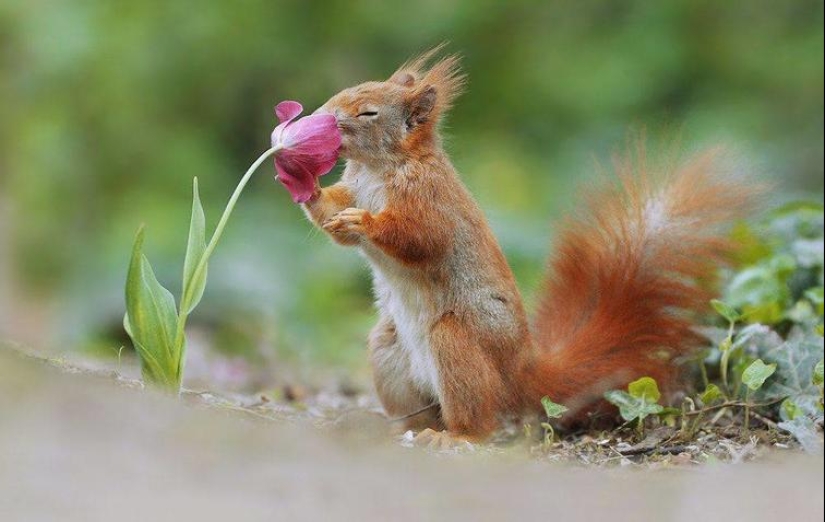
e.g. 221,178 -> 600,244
389,45 -> 444,85
391,45 -> 466,120
419,53 -> 465,115
405,86 -> 437,129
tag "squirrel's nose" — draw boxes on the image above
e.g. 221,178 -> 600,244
314,106 -> 348,132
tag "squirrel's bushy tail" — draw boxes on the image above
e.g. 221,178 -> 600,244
527,145 -> 756,421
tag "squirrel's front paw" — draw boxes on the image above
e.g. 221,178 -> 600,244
323,208 -> 372,245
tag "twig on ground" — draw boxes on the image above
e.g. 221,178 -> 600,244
749,411 -> 780,431
619,445 -> 692,457
681,399 -> 784,418
710,407 -> 729,427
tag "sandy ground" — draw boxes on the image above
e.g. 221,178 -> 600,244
0,348 -> 822,522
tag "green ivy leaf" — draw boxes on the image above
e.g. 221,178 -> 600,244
124,226 -> 180,389
181,177 -> 208,315
628,377 -> 661,402
541,397 -> 569,419
778,416 -> 822,454
711,299 -> 741,324
732,324 -> 783,353
700,384 -> 724,405
814,359 -> 824,387
781,398 -> 804,421
604,391 -> 635,421
604,390 -> 664,423
786,300 -> 819,325
725,259 -> 795,325
793,240 -> 825,271
606,377 -> 665,423
760,327 -> 824,417
806,288 -> 825,316
741,359 -> 777,391
746,302 -> 786,326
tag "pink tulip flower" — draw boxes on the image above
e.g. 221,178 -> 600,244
271,101 -> 342,203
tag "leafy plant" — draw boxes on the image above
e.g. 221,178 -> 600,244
711,299 -> 742,325
540,397 -> 569,444
711,299 -> 742,393
697,203 -> 825,450
604,377 -> 664,435
124,147 -> 281,392
700,384 -> 724,405
741,359 -> 777,391
759,328 -> 823,418
724,203 -> 824,325
740,359 -> 777,430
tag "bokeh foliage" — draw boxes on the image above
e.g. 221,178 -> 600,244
1,1 -> 822,377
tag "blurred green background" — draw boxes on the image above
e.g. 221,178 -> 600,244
1,0 -> 822,389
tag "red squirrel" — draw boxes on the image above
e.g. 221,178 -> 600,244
301,49 -> 753,440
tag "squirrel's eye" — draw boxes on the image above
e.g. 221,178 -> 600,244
357,111 -> 379,118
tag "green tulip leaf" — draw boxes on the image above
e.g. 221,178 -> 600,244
124,226 -> 180,389
181,177 -> 208,315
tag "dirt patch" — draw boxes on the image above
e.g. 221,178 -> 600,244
1,347 -> 823,521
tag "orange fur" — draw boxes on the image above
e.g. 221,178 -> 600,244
306,49 -> 756,438
525,146 -> 757,422
390,44 -> 466,114
304,184 -> 356,244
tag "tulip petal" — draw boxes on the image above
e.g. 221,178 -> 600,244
284,113 -> 338,142
275,101 -> 303,124
313,155 -> 339,178
281,114 -> 342,152
275,156 -> 319,203
270,121 -> 287,149
270,100 -> 342,204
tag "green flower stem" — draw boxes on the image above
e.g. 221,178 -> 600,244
172,145 -> 282,379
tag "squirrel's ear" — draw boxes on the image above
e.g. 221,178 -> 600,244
389,71 -> 416,87
405,86 -> 437,129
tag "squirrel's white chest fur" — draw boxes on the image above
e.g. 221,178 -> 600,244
347,166 -> 388,214
344,165 -> 442,399
369,266 -> 440,398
